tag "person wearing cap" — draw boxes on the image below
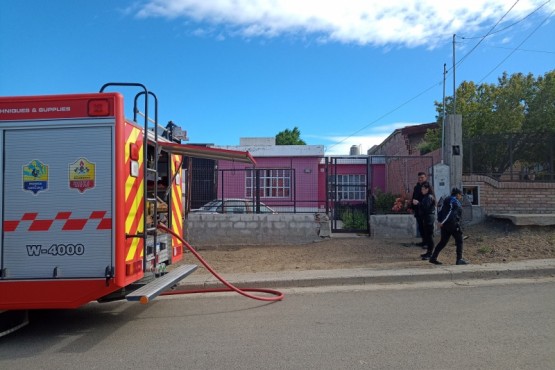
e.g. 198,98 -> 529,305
429,187 -> 469,265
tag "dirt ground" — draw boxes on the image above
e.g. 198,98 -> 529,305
185,218 -> 555,275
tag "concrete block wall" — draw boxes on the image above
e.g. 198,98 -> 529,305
463,175 -> 555,214
185,213 -> 328,247
370,214 -> 417,238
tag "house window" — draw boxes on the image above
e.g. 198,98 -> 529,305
246,169 -> 291,198
330,174 -> 366,200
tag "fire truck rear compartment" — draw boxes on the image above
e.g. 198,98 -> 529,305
1,123 -> 114,280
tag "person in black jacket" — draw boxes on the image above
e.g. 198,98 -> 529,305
418,182 -> 436,260
411,172 -> 428,247
429,188 -> 469,265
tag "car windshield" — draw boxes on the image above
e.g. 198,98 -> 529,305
248,202 -> 275,213
196,199 -> 276,214
199,200 -> 221,211
220,200 -> 248,214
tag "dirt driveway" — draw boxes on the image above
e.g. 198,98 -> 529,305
183,218 -> 555,275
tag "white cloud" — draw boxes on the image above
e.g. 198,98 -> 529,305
308,121 -> 413,155
134,0 -> 554,47
322,135 -> 386,156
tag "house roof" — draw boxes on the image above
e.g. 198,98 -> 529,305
367,122 -> 437,155
399,122 -> 438,136
215,144 -> 325,157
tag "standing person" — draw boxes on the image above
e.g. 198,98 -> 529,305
418,182 -> 436,260
411,172 -> 427,247
429,188 -> 469,265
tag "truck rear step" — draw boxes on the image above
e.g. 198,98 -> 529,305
126,264 -> 197,304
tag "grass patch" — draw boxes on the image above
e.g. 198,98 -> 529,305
477,246 -> 493,254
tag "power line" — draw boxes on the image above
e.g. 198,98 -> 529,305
457,40 -> 554,54
488,45 -> 555,54
326,80 -> 442,152
461,0 -> 551,40
328,1 -> 519,152
478,8 -> 555,83
452,0 -> 520,72
327,1 -> 554,152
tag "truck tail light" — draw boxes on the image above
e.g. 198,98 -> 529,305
88,99 -> 110,116
130,143 -> 139,160
130,143 -> 140,177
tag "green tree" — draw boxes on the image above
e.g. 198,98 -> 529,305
275,127 -> 306,145
421,70 -> 555,178
524,71 -> 555,132
429,70 -> 555,142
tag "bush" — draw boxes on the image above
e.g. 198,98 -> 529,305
372,189 -> 397,214
341,209 -> 368,230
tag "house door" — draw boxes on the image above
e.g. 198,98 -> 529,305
326,157 -> 370,234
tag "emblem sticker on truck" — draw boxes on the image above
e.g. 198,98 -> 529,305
69,158 -> 95,193
23,160 -> 49,194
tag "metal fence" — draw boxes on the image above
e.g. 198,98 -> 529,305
368,155 -> 435,215
463,132 -> 555,182
185,155 -> 435,216
185,159 -> 321,214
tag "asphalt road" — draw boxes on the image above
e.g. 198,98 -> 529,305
1,280 -> 554,370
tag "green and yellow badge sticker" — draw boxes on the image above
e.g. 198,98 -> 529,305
69,158 -> 96,193
23,160 -> 49,194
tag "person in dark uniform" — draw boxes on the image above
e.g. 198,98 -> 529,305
418,182 -> 436,260
411,172 -> 428,247
429,187 -> 469,265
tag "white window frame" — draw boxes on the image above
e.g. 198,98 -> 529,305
246,169 -> 291,198
331,174 -> 366,201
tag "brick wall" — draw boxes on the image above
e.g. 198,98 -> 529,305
463,174 -> 555,214
368,127 -> 441,196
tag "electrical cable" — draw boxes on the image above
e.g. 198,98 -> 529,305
460,0 -> 551,39
456,39 -> 555,54
325,80 -> 442,152
328,2 -> 519,152
453,0 -> 520,70
328,0 -> 553,153
156,223 -> 284,302
477,8 -> 555,83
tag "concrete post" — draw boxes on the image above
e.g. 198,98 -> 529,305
444,114 -> 463,190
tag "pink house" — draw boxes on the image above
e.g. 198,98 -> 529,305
318,157 -> 373,210
216,138 -> 325,212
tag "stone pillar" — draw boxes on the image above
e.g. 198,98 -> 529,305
444,114 -> 463,190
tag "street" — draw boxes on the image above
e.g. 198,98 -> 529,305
1,279 -> 554,369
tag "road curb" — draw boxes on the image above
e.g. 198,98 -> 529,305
179,259 -> 555,290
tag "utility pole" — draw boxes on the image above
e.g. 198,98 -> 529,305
442,63 -> 447,164
452,34 -> 456,114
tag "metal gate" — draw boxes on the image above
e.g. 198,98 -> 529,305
326,156 -> 370,233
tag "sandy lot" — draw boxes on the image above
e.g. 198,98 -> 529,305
183,218 -> 555,275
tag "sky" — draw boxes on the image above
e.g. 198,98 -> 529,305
1,1 -> 554,155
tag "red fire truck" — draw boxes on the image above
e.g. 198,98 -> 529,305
0,83 -> 255,331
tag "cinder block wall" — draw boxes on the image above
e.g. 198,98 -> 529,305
370,214 -> 417,238
185,213 -> 327,247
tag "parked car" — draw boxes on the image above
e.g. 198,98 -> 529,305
190,199 -> 278,214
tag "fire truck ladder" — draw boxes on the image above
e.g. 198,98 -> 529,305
100,83 -> 160,272
100,83 -> 196,303
135,90 -> 160,271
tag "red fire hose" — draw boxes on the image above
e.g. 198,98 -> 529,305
157,223 -> 284,302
